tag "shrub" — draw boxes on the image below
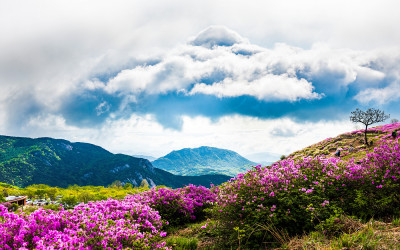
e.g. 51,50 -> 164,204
212,140 -> 400,248
2,202 -> 18,212
126,184 -> 216,226
0,198 -> 168,249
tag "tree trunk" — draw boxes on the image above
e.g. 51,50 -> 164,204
364,125 -> 368,146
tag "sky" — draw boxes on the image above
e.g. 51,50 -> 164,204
1,0 -> 400,163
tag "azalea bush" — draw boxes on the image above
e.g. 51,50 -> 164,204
128,184 -> 216,226
0,198 -> 168,249
212,139 -> 400,248
0,184 -> 215,249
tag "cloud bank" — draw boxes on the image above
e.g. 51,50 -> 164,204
2,25 -> 400,133
1,0 -> 400,159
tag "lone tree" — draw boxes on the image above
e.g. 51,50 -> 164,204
350,108 -> 389,145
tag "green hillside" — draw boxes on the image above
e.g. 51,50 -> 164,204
152,146 -> 258,177
0,135 -> 230,188
161,123 -> 400,249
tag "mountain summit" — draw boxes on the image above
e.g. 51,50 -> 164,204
152,146 -> 257,177
0,136 -> 230,188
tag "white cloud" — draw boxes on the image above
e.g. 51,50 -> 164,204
354,82 -> 400,105
189,25 -> 249,48
102,27 -> 400,103
22,113 -> 353,162
96,101 -> 111,116
1,0 -> 400,153
189,74 -> 321,101
0,0 -> 399,107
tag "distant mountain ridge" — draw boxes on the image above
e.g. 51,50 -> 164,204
0,135 -> 230,188
152,146 -> 258,177
132,155 -> 157,162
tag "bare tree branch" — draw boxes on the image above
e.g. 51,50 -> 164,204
350,108 -> 389,145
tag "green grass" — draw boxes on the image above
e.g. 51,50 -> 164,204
281,217 -> 400,249
170,216 -> 400,249
333,227 -> 379,249
165,236 -> 198,250
392,217 -> 400,227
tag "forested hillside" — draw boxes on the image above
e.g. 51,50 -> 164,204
0,136 -> 230,188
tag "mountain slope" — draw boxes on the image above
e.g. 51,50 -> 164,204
210,122 -> 400,249
152,146 -> 258,177
0,136 -> 230,188
287,122 -> 400,161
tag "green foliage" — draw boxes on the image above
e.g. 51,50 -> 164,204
35,189 -> 46,199
43,203 -> 62,211
392,217 -> 400,227
110,180 -> 123,188
46,187 -> 58,200
3,202 -> 19,212
77,191 -> 95,203
60,195 -> 78,209
165,237 -> 198,250
124,183 -> 133,189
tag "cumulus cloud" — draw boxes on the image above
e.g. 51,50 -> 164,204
100,26 -> 400,109
354,82 -> 400,105
1,23 -> 400,134
189,74 -> 321,101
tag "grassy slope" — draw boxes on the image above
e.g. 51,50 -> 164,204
287,123 -> 400,163
166,123 -> 400,249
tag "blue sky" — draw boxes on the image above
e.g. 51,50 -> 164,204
1,0 -> 400,162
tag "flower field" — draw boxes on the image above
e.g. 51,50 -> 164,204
211,123 -> 400,248
0,185 -> 215,249
1,123 -> 400,249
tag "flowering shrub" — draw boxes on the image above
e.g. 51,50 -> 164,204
349,123 -> 400,135
0,184 -> 215,249
127,184 -> 216,226
0,198 -> 168,249
212,139 -> 400,248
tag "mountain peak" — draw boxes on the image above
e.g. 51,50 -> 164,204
0,135 -> 230,188
152,146 -> 257,177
